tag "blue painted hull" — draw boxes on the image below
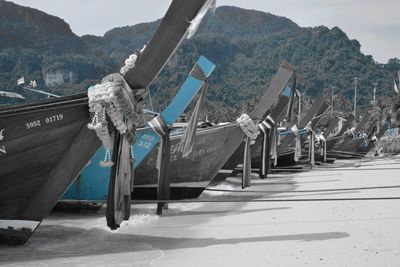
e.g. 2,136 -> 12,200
63,123 -> 244,201
62,60 -> 295,202
63,56 -> 217,201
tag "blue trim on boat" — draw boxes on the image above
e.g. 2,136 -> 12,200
62,56 -> 215,201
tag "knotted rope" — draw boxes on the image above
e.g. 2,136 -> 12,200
237,114 -> 259,144
305,123 -> 315,165
345,127 -> 356,138
87,73 -> 141,166
372,135 -> 381,155
237,114 -> 260,188
291,124 -> 302,162
87,51 -> 144,230
269,117 -> 279,167
315,132 -> 327,162
120,45 -> 146,76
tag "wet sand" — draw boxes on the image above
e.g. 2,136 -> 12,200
1,155 -> 400,266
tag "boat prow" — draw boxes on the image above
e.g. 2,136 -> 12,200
0,93 -> 99,244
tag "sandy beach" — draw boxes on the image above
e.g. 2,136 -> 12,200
1,155 -> 400,267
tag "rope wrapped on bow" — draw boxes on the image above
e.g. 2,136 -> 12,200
258,115 -> 277,179
87,73 -> 142,167
361,133 -> 369,146
372,135 -> 380,156
346,127 -> 356,138
291,124 -> 302,162
86,73 -> 141,230
87,52 -> 145,230
237,114 -> 260,188
305,123 -> 315,166
315,133 -> 327,162
270,122 -> 279,166
120,45 -> 146,76
148,115 -> 171,215
337,117 -> 346,135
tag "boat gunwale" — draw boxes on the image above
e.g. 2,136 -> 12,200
0,93 -> 88,116
169,122 -> 239,137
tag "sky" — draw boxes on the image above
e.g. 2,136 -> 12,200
10,0 -> 400,63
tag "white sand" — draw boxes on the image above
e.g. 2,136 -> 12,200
1,155 -> 400,266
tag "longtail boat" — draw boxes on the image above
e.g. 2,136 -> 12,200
325,114 -> 355,151
275,94 -> 329,166
0,0 -> 213,245
198,65 -> 297,187
61,61 -> 295,202
133,61 -> 294,195
62,56 -> 216,202
128,61 -> 295,196
328,112 -> 375,158
329,114 -> 388,159
311,115 -> 340,163
360,116 -> 389,155
216,88 -> 292,181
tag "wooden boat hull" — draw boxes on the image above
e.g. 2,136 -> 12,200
0,94 -> 100,244
325,115 -> 355,151
0,0 -> 214,243
327,116 -> 381,159
202,63 -> 295,184
328,121 -> 388,159
62,56 -> 217,202
63,123 -> 245,201
328,138 -> 369,159
277,95 -> 328,155
61,61 -> 295,203
136,123 -> 245,198
248,95 -> 290,169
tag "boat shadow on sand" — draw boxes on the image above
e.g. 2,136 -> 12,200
0,223 -> 349,264
0,173 -> 355,264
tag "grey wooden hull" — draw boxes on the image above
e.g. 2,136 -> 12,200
0,94 -> 100,244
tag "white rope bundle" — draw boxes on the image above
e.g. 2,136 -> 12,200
337,117 -> 346,134
315,132 -> 326,142
315,132 -> 327,160
237,113 -> 260,145
120,45 -> 146,75
361,133 -> 369,145
345,127 -> 356,137
304,124 -> 316,165
120,54 -> 137,76
291,124 -> 300,136
291,124 -> 302,162
88,73 -> 140,167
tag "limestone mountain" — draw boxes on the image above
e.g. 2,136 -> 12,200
0,2 -> 399,120
0,0 -> 84,52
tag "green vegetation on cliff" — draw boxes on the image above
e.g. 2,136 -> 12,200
0,1 -> 399,121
